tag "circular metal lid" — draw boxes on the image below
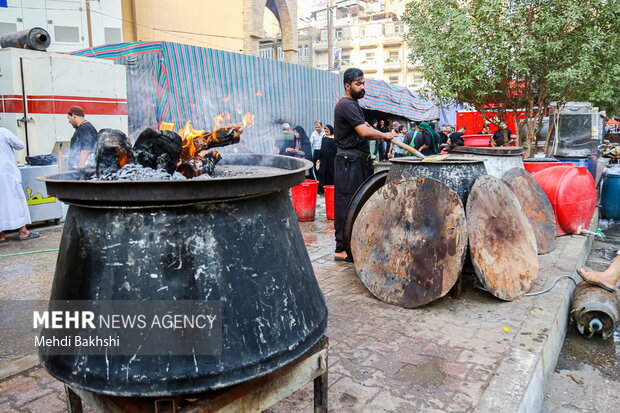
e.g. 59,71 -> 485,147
351,177 -> 468,308
502,168 -> 557,254
467,175 -> 539,301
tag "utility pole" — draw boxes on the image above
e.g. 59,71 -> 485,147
85,0 -> 93,47
326,0 -> 334,71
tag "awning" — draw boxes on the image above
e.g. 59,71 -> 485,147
359,80 -> 439,121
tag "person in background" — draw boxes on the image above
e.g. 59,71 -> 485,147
67,106 -> 98,169
317,124 -> 337,193
388,125 -> 408,158
333,68 -> 395,262
477,124 -> 491,135
492,123 -> 512,147
417,122 -> 440,155
370,119 -> 382,160
0,127 -> 40,242
438,126 -> 452,145
448,126 -> 467,147
378,119 -> 390,161
293,126 -> 316,179
275,122 -> 296,155
309,121 -> 325,177
404,122 -> 416,146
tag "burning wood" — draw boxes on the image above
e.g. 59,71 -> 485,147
176,150 -> 222,178
93,112 -> 254,180
133,128 -> 183,174
95,129 -> 133,177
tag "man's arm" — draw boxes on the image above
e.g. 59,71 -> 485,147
354,123 -> 395,141
78,150 -> 92,168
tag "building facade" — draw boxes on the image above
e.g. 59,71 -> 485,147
0,0 -> 123,53
120,0 -> 298,63
259,0 -> 424,90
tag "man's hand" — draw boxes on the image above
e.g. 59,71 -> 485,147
285,147 -> 295,153
383,132 -> 397,141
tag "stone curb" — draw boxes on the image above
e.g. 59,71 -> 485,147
476,230 -> 594,412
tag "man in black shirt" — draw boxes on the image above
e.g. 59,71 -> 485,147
448,126 -> 466,147
333,68 -> 395,262
67,106 -> 98,169
492,124 -> 512,147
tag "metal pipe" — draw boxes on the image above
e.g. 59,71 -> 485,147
0,27 -> 51,51
19,58 -> 30,156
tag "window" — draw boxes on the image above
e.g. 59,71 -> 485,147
260,48 -> 273,59
387,50 -> 399,62
304,45 -> 309,57
298,46 -> 302,59
342,54 -> 350,66
104,27 -> 122,44
335,28 -> 343,40
0,23 -> 17,36
54,26 -> 80,43
394,23 -> 405,34
277,46 -> 283,60
359,27 -> 365,37
389,75 -> 399,84
363,52 -> 374,63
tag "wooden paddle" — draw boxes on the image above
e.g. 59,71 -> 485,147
390,139 -> 425,158
390,139 -> 448,161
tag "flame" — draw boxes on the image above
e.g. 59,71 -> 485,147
242,112 -> 255,128
118,152 -> 129,168
159,121 -> 175,131
212,114 -> 226,130
178,121 -> 205,158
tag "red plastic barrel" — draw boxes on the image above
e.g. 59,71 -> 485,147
324,185 -> 335,220
462,134 -> 492,147
291,180 -> 319,221
531,166 -> 596,236
523,161 -> 569,175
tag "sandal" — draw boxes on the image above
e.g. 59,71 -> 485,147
17,232 -> 40,241
577,269 -> 616,292
334,255 -> 354,263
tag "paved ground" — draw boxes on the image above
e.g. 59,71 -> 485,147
0,196 -> 601,412
541,222 -> 620,412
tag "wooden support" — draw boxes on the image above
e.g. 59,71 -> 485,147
65,336 -> 329,413
64,385 -> 83,413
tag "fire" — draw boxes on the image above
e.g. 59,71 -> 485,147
178,121 -> 205,158
242,112 -> 255,128
159,121 -> 175,131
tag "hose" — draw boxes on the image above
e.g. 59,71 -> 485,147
0,248 -> 59,258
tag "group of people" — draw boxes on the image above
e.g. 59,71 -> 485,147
274,121 -> 337,194
0,105 -> 97,243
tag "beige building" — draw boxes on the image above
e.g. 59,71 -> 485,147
120,0 -> 298,62
259,0 -> 425,90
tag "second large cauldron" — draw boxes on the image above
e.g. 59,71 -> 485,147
40,155 -> 327,397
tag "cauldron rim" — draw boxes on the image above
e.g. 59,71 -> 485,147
390,157 -> 485,165
38,154 -> 312,205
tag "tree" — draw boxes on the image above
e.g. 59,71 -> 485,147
403,0 -> 620,156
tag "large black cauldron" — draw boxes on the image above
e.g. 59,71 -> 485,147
40,155 -> 327,396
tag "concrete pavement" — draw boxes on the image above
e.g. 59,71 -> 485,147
0,196 -> 597,412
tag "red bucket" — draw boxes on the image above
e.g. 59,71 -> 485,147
462,134 -> 492,147
324,185 -> 335,220
291,180 -> 319,221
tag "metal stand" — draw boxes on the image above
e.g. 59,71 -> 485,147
65,336 -> 329,413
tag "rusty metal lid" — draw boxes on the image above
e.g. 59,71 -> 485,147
502,168 -> 557,254
466,175 -> 539,301
351,177 -> 468,308
451,146 -> 525,156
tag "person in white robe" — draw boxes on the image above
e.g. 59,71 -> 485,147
0,127 -> 39,242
